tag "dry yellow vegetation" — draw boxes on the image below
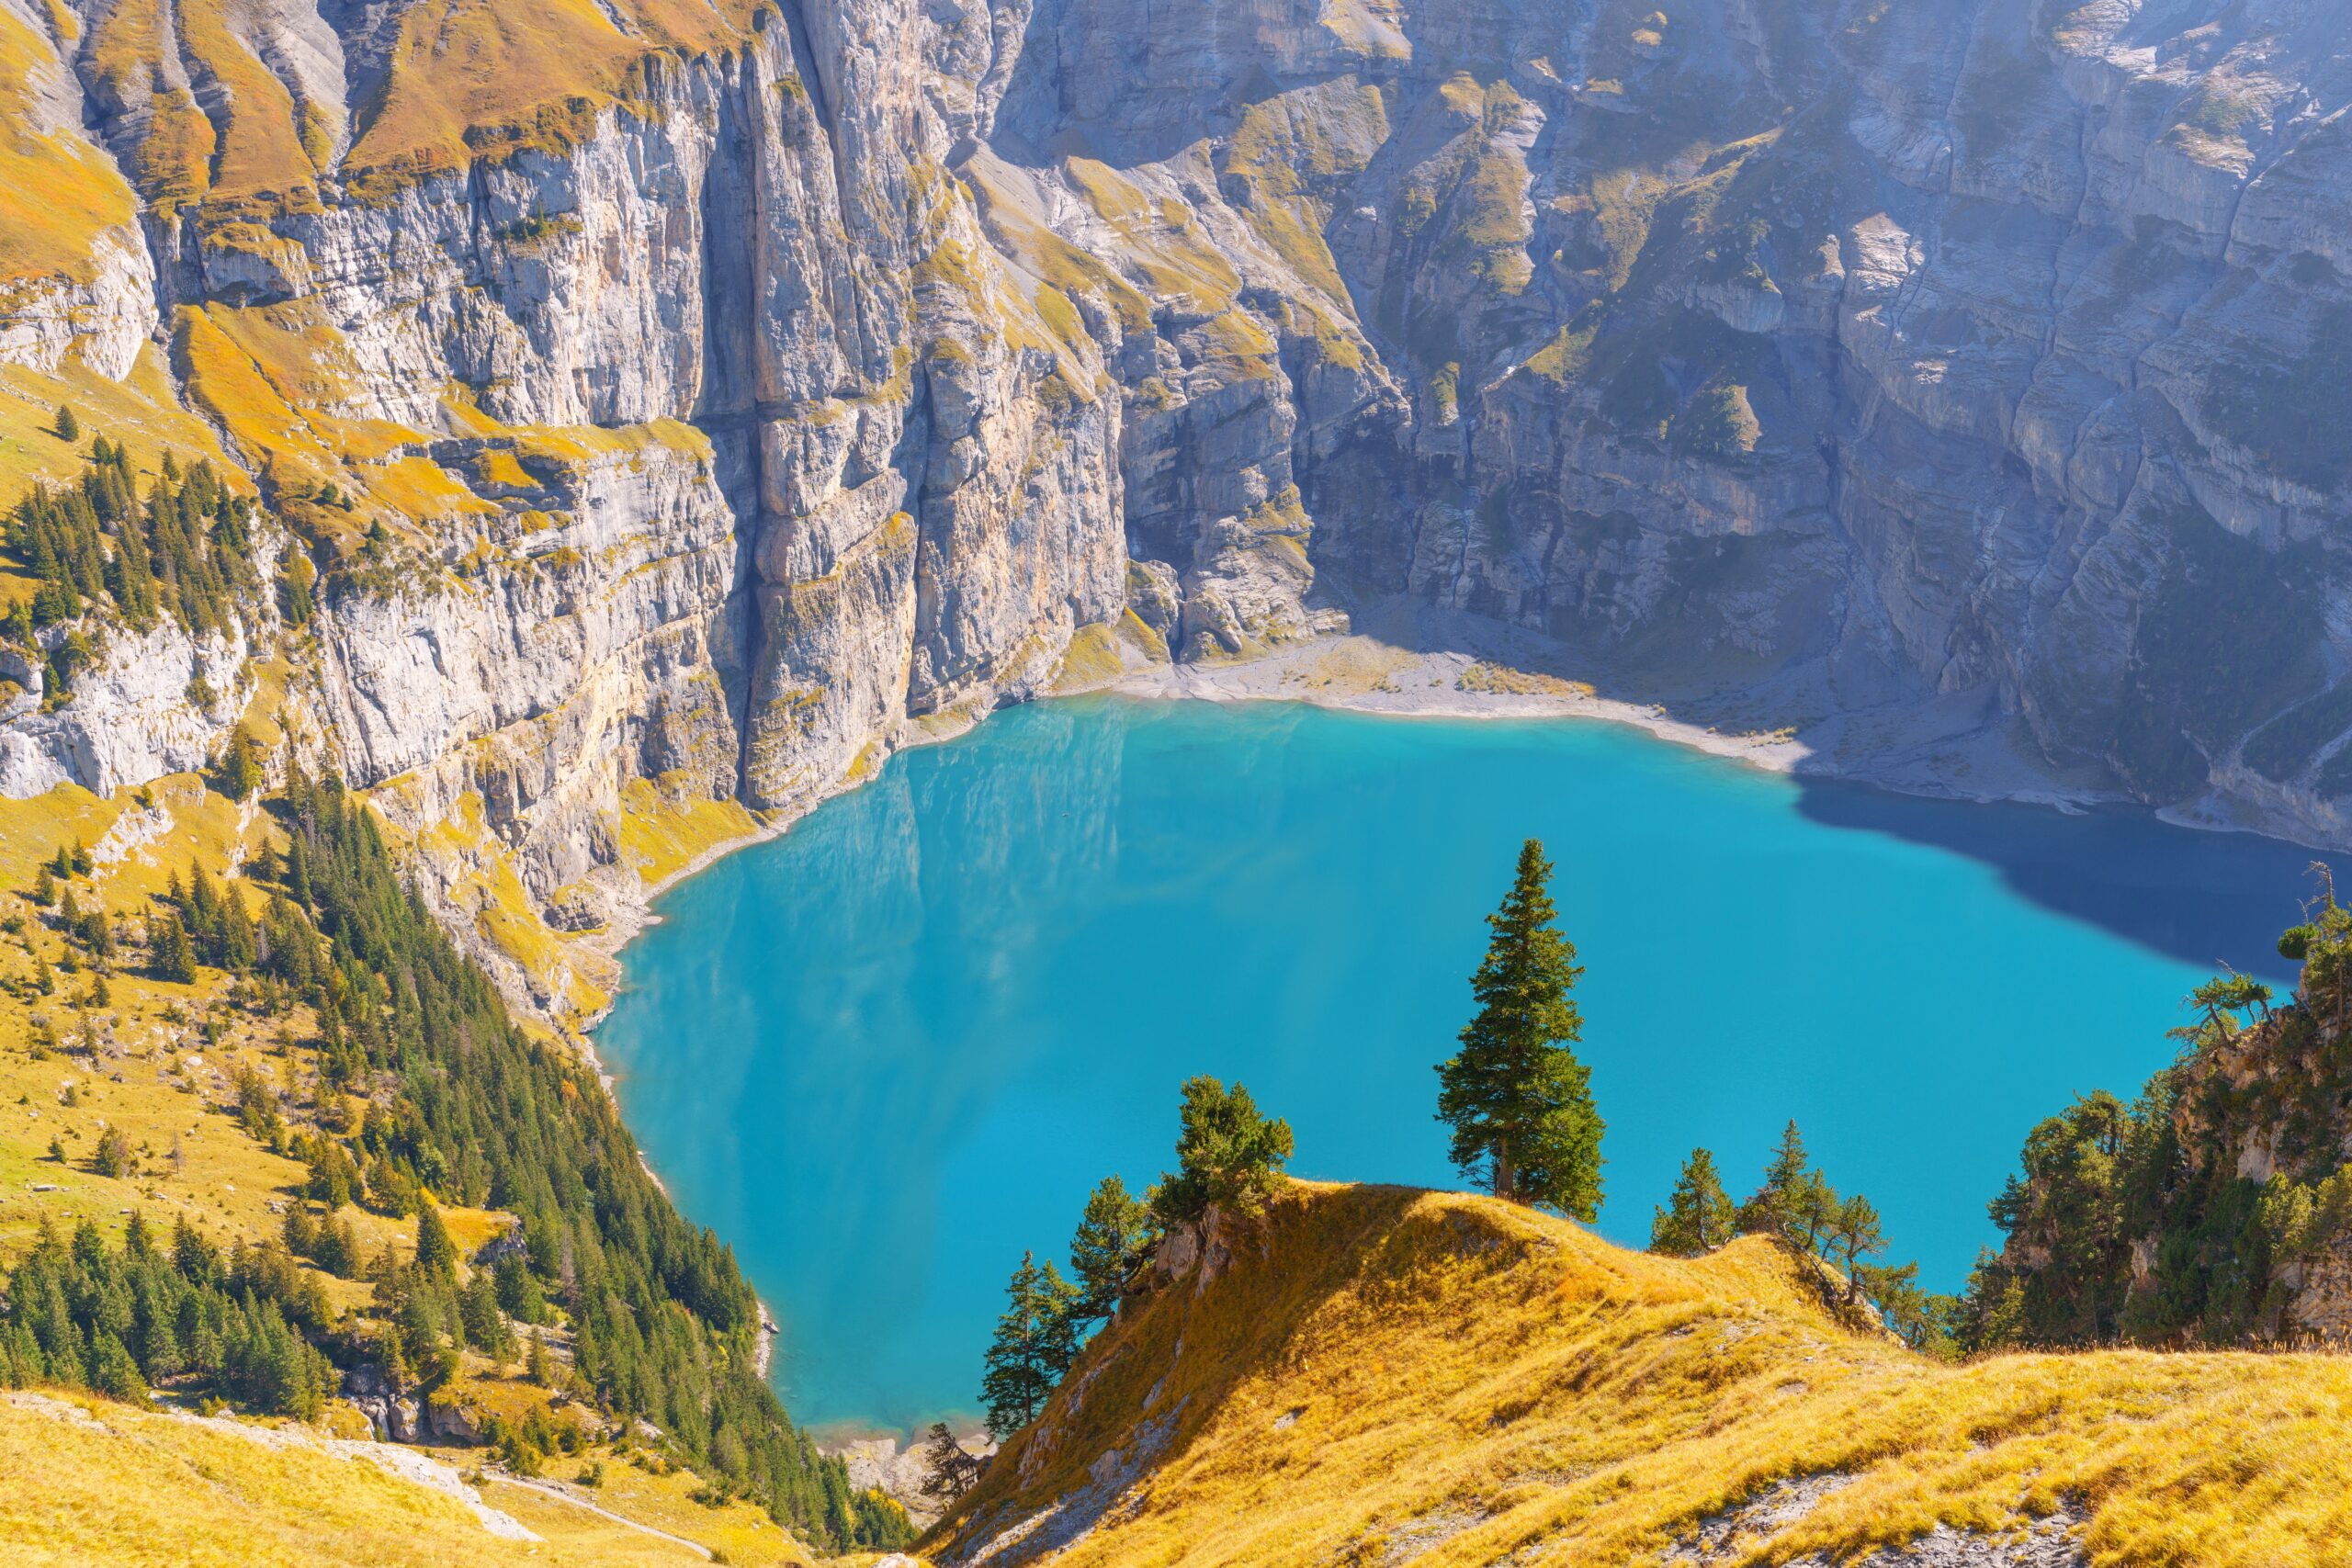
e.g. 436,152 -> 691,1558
344,0 -> 761,183
0,8 -> 137,285
0,763 -> 839,1562
0,345 -> 245,509
934,1182 -> 2352,1566
616,773 -> 766,889
0,1388 -> 810,1567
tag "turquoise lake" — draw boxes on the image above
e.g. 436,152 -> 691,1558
595,695 -> 2318,1436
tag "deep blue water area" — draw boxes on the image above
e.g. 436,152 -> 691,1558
596,696 -> 2317,1434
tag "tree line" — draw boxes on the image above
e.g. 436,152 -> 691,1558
6,431 -> 263,660
0,760 -> 911,1551
916,1076 -> 1296,1505
0,1213 -> 336,1418
1957,882 -> 2352,1350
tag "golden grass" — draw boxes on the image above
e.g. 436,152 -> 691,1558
498,1452 -> 820,1565
345,0 -> 754,184
0,8 -> 139,283
85,0 -> 207,209
351,0 -> 638,175
0,344 -> 244,507
0,769 -> 812,1562
616,773 -> 763,889
175,304 -> 344,486
1456,661 -> 1597,700
1051,622 -> 1126,694
0,773 -> 307,1259
174,0 -> 319,201
0,1389 -> 786,1566
933,1183 -> 2352,1567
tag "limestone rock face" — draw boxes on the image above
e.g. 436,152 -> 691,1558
0,620 -> 257,798
4,0 -> 2352,1021
0,232 -> 155,379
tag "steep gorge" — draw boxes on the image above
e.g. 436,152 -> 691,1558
5,0 -> 2352,1031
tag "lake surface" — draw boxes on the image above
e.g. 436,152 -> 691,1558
596,696 -> 2320,1436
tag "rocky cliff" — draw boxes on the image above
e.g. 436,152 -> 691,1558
4,0 -> 2352,1027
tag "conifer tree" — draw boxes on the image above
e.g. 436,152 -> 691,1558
918,1420 -> 985,1505
1068,1174 -> 1155,1322
52,405 -> 77,443
219,724 -> 264,801
1148,1077 -> 1295,1227
92,1126 -> 130,1178
461,1269 -> 514,1360
1650,1148 -> 1736,1256
89,1331 -> 142,1400
415,1202 -> 458,1279
1435,839 -> 1604,1217
150,912 -> 197,983
979,1250 -> 1080,1439
1739,1121 -> 1820,1238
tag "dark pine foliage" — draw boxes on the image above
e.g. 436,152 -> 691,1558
5,439 -> 262,652
268,764 -> 906,1547
0,1214 -> 336,1419
7,762 -> 910,1551
1962,911 -> 2345,1351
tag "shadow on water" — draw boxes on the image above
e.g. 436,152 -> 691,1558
1792,776 -> 2325,987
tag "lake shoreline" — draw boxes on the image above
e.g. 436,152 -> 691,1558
577,626 -> 2324,1066
590,688 -> 2318,1438
574,626 -> 2313,1435
587,631 -> 2143,997
1101,635 -> 2109,816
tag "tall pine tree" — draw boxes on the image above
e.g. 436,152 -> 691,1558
979,1250 -> 1080,1439
1435,839 -> 1604,1217
414,1202 -> 458,1280
1067,1174 -> 1155,1322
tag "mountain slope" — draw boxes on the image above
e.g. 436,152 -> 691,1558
6,0 -> 2352,1046
932,1183 -> 2351,1566
0,1387 -> 817,1566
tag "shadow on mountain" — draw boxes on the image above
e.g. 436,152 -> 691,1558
1791,775 -> 2322,986
1302,595 -> 2327,987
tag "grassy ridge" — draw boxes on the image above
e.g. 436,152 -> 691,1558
935,1182 -> 2352,1565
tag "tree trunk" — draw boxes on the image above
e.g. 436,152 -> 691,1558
1493,1138 -> 1515,1201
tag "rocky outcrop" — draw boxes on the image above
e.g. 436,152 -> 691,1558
836,1429 -> 998,1529
6,0 -> 2352,1023
0,617 -> 260,798
0,231 -> 154,379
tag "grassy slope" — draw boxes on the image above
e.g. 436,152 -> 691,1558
0,6 -> 136,286
0,1388 -> 813,1567
0,766 -> 829,1562
933,1183 -> 2352,1566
